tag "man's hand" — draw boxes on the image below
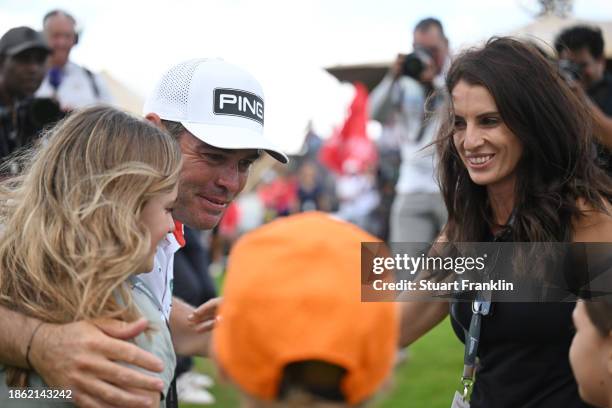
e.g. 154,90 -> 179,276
187,297 -> 222,333
29,318 -> 165,408
391,54 -> 406,79
170,296 -> 221,357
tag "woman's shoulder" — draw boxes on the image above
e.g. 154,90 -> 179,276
572,198 -> 612,242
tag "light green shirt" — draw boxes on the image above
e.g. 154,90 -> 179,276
0,277 -> 176,407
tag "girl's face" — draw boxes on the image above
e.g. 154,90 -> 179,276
139,185 -> 178,272
452,80 -> 523,196
569,301 -> 612,408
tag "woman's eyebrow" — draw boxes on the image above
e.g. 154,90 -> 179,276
476,111 -> 500,118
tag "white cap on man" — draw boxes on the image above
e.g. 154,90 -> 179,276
144,58 -> 288,163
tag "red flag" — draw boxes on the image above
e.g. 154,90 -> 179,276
319,82 -> 377,174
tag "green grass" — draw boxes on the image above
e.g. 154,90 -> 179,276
179,317 -> 463,408
374,318 -> 463,408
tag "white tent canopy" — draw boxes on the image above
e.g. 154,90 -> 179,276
99,71 -> 143,115
243,63 -> 355,155
508,14 -> 612,56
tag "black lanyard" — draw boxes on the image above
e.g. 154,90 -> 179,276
460,297 -> 491,400
457,218 -> 513,402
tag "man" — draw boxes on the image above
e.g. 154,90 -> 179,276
0,58 -> 287,408
172,226 -> 217,405
36,9 -> 114,110
555,25 -> 612,173
369,17 -> 449,245
0,26 -> 54,163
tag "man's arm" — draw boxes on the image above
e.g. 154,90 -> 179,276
169,296 -> 220,357
0,305 -> 166,408
0,305 -> 41,368
369,55 -> 406,123
369,74 -> 397,123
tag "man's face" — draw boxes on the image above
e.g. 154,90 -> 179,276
44,14 -> 76,67
1,48 -> 48,99
559,47 -> 605,90
173,131 -> 259,230
413,26 -> 448,76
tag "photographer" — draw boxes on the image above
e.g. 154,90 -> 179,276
369,17 -> 449,244
0,26 -> 62,167
555,25 -> 612,174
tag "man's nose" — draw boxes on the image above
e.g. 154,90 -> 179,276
215,165 -> 241,194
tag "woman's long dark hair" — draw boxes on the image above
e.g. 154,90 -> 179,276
437,37 -> 612,242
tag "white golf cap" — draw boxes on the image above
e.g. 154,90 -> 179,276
144,58 -> 288,163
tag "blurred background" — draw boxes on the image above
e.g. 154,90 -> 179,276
2,0 -> 611,406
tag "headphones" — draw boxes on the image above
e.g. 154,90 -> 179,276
43,9 -> 80,45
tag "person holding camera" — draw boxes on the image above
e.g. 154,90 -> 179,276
555,25 -> 612,174
36,10 -> 114,111
369,17 -> 450,244
0,26 -> 63,166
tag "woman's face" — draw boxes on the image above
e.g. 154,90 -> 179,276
139,185 -> 178,272
452,80 -> 523,194
569,301 -> 611,408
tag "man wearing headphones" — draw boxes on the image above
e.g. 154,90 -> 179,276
36,9 -> 114,111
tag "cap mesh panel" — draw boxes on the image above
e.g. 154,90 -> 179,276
152,58 -> 207,117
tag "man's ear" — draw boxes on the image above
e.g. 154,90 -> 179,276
145,112 -> 163,128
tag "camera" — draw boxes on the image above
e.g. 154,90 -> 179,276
0,97 -> 64,167
402,48 -> 433,81
558,59 -> 582,83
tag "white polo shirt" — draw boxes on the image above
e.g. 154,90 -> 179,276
36,61 -> 114,110
135,223 -> 184,322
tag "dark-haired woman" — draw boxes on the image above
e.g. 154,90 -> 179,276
398,37 -> 612,407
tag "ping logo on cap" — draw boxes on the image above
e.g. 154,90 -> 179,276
213,88 -> 264,125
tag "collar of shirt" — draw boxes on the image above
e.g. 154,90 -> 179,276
157,222 -> 183,254
172,220 -> 186,247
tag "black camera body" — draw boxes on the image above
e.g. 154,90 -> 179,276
402,48 -> 433,81
558,59 -> 582,83
0,97 -> 64,164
